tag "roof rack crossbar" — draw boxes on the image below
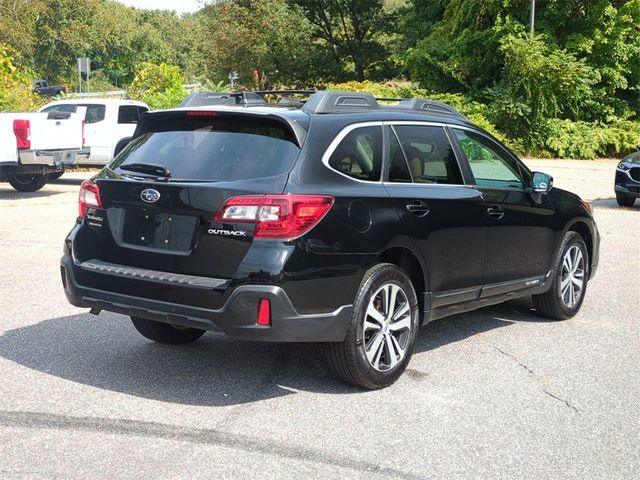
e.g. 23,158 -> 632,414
254,90 -> 317,97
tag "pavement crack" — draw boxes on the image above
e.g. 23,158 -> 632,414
0,410 -> 428,480
492,346 -> 579,413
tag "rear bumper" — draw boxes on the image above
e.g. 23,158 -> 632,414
1,149 -> 91,178
19,148 -> 90,168
60,255 -> 352,342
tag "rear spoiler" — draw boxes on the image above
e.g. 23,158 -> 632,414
133,109 -> 309,148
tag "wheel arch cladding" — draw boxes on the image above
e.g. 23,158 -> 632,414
568,221 -> 593,269
375,246 -> 426,301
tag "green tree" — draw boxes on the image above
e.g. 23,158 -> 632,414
201,0 -> 316,88
291,0 -> 399,81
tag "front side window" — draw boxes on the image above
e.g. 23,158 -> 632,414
328,126 -> 382,181
453,129 -> 524,189
392,125 -> 463,185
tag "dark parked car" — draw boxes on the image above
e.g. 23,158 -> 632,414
615,146 -> 640,207
32,80 -> 67,97
61,91 -> 600,389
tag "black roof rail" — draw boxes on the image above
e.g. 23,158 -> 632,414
302,90 -> 380,114
392,98 -> 466,118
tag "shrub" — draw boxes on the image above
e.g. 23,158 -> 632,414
127,62 -> 186,109
0,44 -> 44,112
533,118 -> 640,159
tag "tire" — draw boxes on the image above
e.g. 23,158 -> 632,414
532,231 -> 589,320
616,193 -> 636,207
49,171 -> 64,180
329,263 -> 420,389
8,173 -> 49,192
130,316 -> 206,344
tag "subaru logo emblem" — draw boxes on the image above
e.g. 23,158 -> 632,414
140,188 -> 160,203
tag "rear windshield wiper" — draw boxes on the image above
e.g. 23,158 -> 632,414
118,163 -> 171,178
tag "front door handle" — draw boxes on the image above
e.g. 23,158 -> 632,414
487,205 -> 505,220
406,200 -> 430,217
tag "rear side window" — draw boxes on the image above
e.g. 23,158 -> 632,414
328,126 -> 382,181
392,125 -> 463,185
111,113 -> 300,182
41,103 -> 106,124
84,104 -> 106,124
118,105 -> 147,124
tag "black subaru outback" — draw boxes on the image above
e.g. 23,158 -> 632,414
61,91 -> 600,389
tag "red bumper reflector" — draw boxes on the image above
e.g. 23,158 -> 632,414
257,298 -> 271,326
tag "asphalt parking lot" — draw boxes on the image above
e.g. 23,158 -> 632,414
1,159 -> 638,479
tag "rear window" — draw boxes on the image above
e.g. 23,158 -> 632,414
110,113 -> 300,182
41,103 -> 106,124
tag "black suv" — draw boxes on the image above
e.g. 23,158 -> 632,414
61,91 -> 600,389
615,146 -> 640,207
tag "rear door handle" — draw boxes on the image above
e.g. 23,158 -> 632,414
487,205 -> 505,219
406,200 -> 430,217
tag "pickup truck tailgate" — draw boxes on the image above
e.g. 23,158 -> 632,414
29,111 -> 85,151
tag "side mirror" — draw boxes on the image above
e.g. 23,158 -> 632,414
114,137 -> 132,158
532,171 -> 553,193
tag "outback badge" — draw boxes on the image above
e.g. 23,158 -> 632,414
140,188 -> 160,203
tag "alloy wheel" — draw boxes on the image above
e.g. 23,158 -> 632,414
560,245 -> 585,308
362,283 -> 412,372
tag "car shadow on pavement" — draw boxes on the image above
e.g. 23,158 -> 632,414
0,188 -> 63,200
49,177 -> 86,186
0,298 -> 542,406
591,197 -> 638,210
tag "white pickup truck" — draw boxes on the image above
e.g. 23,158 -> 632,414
39,99 -> 149,167
0,111 -> 89,192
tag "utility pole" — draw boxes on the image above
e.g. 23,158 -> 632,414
530,0 -> 536,36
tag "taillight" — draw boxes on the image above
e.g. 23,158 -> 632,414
81,120 -> 86,147
257,298 -> 271,326
13,119 -> 30,150
78,180 -> 102,217
214,194 -> 334,239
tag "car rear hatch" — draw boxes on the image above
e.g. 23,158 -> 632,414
74,110 -> 304,299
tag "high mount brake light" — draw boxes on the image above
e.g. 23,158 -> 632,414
78,180 -> 102,217
186,111 -> 220,117
214,195 -> 334,239
13,119 -> 30,150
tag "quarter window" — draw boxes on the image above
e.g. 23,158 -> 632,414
118,105 -> 147,124
328,126 -> 382,181
392,125 -> 463,185
453,129 -> 524,189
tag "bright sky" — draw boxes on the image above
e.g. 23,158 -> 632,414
115,0 -> 202,14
